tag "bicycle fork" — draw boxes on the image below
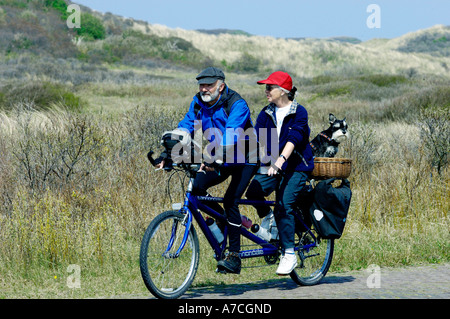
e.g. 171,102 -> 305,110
163,178 -> 195,258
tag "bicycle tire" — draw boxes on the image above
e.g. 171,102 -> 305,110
290,231 -> 334,286
140,210 -> 199,299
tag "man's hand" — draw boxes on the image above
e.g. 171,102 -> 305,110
155,159 -> 165,170
198,163 -> 215,173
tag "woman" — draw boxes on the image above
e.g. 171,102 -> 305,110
246,71 -> 314,275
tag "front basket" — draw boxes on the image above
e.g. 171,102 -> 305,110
311,157 -> 352,179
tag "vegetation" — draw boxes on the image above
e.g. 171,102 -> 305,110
0,0 -> 448,298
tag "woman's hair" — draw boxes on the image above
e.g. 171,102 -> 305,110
274,84 -> 298,101
287,86 -> 297,101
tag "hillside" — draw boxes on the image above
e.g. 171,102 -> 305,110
138,23 -> 450,78
0,0 -> 449,80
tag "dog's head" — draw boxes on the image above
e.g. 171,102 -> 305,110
328,113 -> 349,143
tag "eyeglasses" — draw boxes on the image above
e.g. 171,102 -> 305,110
265,85 -> 279,92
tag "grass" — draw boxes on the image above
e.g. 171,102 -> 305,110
0,4 -> 448,298
0,67 -> 448,298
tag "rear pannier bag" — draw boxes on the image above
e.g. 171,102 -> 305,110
309,178 -> 352,239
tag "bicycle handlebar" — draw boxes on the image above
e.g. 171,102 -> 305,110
147,151 -> 157,166
147,149 -> 284,176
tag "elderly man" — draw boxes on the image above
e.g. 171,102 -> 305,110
155,67 -> 258,274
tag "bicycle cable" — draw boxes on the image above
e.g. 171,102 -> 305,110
166,168 -> 188,203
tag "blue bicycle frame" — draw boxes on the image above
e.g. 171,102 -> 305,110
165,174 -> 317,261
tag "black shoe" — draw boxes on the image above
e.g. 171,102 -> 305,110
217,251 -> 241,274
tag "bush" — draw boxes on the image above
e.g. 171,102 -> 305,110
44,0 -> 105,40
0,81 -> 83,111
226,52 -> 261,73
358,74 -> 408,87
382,86 -> 450,122
44,0 -> 68,17
3,109 -> 105,194
80,30 -> 208,68
76,13 -> 106,40
419,106 -> 450,175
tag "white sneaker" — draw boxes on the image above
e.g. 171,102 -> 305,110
276,253 -> 298,275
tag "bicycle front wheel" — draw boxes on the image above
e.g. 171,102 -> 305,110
290,231 -> 334,286
140,210 -> 199,299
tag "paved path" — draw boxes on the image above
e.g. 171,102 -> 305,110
181,263 -> 449,299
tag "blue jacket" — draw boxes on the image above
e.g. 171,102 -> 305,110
178,86 -> 255,164
255,101 -> 314,173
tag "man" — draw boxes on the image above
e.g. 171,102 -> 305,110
155,67 -> 258,274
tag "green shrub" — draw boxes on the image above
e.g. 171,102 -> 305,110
76,13 -> 106,40
0,0 -> 28,8
80,30 -> 208,67
382,86 -> 450,122
227,52 -> 261,73
358,74 -> 408,87
44,0 -> 105,40
0,81 -> 83,111
44,0 -> 68,17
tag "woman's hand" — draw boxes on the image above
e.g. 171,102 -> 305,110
198,163 -> 215,173
268,156 -> 286,176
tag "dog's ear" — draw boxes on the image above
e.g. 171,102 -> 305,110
329,113 -> 336,124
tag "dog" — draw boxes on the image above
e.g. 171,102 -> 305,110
310,114 -> 349,157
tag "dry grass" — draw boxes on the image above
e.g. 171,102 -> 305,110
0,70 -> 448,298
0,14 -> 449,297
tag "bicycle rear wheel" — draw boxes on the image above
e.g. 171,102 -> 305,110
140,210 -> 199,299
290,230 -> 334,286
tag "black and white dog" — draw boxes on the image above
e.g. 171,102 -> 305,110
310,114 -> 349,157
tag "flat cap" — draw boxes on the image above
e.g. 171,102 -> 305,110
196,67 -> 225,84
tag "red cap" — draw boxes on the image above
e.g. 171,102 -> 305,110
257,71 -> 293,91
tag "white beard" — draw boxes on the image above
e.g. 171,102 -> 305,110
200,86 -> 220,103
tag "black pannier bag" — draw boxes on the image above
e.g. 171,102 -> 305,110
309,178 -> 352,239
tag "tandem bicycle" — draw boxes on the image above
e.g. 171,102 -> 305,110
139,152 -> 334,299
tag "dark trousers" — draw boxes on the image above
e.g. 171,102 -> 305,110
192,164 -> 258,253
246,171 -> 310,250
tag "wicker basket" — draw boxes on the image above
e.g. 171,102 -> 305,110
311,157 -> 352,179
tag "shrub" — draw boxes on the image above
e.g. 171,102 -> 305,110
358,74 -> 408,87
0,81 -> 83,111
228,52 -> 261,73
76,13 -> 106,40
419,106 -> 450,175
80,29 -> 208,68
10,110 -> 104,192
44,0 -> 68,17
44,0 -> 105,40
382,86 -> 450,122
